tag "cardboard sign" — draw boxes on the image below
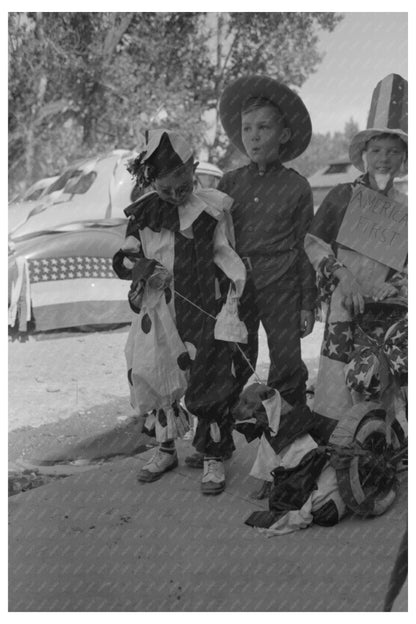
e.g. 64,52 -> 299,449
336,186 -> 407,271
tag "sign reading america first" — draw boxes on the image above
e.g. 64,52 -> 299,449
336,186 -> 407,271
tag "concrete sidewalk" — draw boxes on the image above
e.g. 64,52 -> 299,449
9,434 -> 407,612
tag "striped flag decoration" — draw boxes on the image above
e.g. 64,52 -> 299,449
366,73 -> 408,132
9,224 -> 133,332
26,255 -> 132,331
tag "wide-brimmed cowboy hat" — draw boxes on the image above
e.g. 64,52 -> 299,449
219,75 -> 312,162
349,128 -> 408,174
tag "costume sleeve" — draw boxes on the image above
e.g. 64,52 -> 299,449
308,184 -> 352,245
213,214 -> 246,298
306,184 -> 353,274
216,174 -> 237,246
305,184 -> 353,304
294,181 -> 317,310
112,218 -> 144,280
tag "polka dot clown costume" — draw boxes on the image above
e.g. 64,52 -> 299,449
113,130 -> 246,494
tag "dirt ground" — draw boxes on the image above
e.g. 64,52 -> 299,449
8,322 -> 324,432
8,325 -> 131,431
8,322 -> 408,612
8,321 -> 323,468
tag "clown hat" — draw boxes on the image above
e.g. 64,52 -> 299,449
128,130 -> 194,187
349,74 -> 408,173
219,75 -> 312,162
142,130 -> 193,177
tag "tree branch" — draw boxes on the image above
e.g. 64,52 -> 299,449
102,13 -> 134,62
215,21 -> 241,98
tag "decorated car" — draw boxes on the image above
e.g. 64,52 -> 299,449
10,175 -> 60,204
8,219 -> 132,333
8,154 -> 223,333
9,150 -> 135,239
9,152 -> 222,239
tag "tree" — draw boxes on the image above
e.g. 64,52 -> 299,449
199,12 -> 343,160
8,12 -> 344,197
288,118 -> 362,178
8,12 -> 211,195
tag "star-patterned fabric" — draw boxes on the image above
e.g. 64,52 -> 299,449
322,321 -> 354,363
345,316 -> 407,399
10,254 -> 131,332
28,256 -> 115,282
305,177 -> 407,426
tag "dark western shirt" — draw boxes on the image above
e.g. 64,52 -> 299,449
218,160 -> 317,309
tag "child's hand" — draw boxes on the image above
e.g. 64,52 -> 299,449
300,310 -> 315,338
123,257 -> 136,270
121,235 -> 142,257
372,282 -> 398,301
148,265 -> 171,290
334,266 -> 365,316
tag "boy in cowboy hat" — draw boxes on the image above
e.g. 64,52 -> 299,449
184,76 -> 317,482
304,73 -> 408,440
113,130 -> 247,494
213,76 -> 316,425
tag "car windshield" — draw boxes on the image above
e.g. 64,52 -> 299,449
46,169 -> 82,194
63,171 -> 97,194
24,188 -> 45,201
45,168 -> 97,196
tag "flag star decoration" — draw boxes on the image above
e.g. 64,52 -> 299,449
28,257 -> 118,282
322,321 -> 354,363
384,318 -> 408,376
341,327 -> 353,342
345,346 -> 381,398
25,255 -> 130,331
345,316 -> 407,399
327,341 -> 339,356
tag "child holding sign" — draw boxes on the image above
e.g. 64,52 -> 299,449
304,74 -> 408,439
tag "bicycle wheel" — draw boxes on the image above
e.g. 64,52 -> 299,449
330,404 -> 403,517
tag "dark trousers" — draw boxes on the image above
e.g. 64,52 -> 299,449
235,272 -> 308,407
192,273 -> 308,457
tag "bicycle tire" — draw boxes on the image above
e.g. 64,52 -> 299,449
330,403 -> 402,517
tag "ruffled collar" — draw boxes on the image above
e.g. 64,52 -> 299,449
124,188 -> 231,233
124,191 -> 180,232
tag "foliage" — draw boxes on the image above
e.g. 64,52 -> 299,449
202,12 -> 343,160
8,11 -> 344,198
217,119 -> 361,179
290,118 -> 361,178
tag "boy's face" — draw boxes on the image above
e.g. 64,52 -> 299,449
153,162 -> 196,206
363,135 -> 406,184
241,106 -> 290,167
